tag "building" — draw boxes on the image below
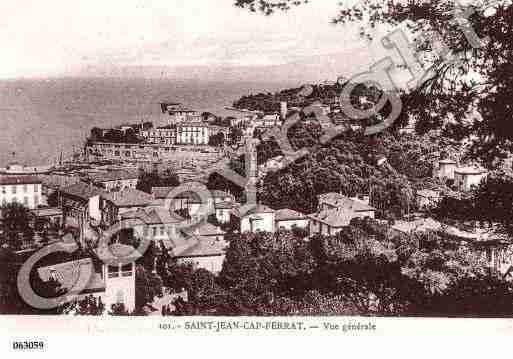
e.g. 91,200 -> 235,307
101,189 -> 153,225
165,105 -> 201,124
240,205 -> 276,233
58,182 -> 104,226
120,207 -> 184,246
38,244 -> 138,313
215,201 -> 237,224
183,222 -> 226,242
31,207 -> 64,229
308,208 -> 356,236
175,122 -> 210,145
171,235 -> 227,273
0,175 -> 42,209
454,167 -> 487,192
86,171 -> 139,192
309,194 -> 376,236
141,126 -> 176,145
438,159 -> 457,181
416,189 -> 442,211
318,193 -> 376,218
252,114 -> 281,129
85,141 -> 183,162
275,208 -> 309,231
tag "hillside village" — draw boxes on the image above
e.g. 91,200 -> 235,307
1,80 -> 513,317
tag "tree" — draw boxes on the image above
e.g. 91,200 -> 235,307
473,171 -> 513,234
0,202 -> 34,249
208,132 -> 225,147
235,1 -> 513,165
135,265 -> 162,311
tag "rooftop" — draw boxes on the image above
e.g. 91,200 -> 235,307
172,236 -> 227,258
120,207 -> 184,225
31,207 -> 63,217
242,204 -> 276,216
40,175 -> 82,190
183,222 -> 226,237
0,175 -> 41,186
275,208 -> 307,221
439,159 -> 457,165
308,208 -> 355,228
318,193 -> 376,212
454,167 -> 487,175
102,188 -> 153,208
38,258 -> 105,295
87,170 -> 139,183
60,182 -> 105,201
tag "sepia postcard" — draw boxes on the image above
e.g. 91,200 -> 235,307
1,0 -> 513,355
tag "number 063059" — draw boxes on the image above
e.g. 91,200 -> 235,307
12,341 -> 44,350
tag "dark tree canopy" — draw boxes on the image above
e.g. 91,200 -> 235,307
235,0 -> 513,165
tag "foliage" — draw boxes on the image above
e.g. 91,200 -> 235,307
235,0 -> 513,164
0,202 -> 34,250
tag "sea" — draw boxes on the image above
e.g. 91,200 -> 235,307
0,77 -> 295,167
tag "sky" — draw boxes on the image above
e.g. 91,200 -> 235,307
0,0 -> 387,79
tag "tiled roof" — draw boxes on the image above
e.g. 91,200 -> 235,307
215,201 -> 236,210
210,190 -> 232,199
454,167 -> 487,175
308,208 -> 355,228
243,204 -> 275,216
439,159 -> 457,164
275,208 -> 307,221
102,188 -> 153,208
173,236 -> 227,258
392,218 -> 443,234
60,182 -> 105,201
417,189 -> 440,198
318,193 -> 376,212
120,207 -> 184,225
31,207 -> 63,217
87,170 -> 138,183
37,258 -> 105,295
0,175 -> 41,185
183,222 -> 225,237
40,175 -> 81,190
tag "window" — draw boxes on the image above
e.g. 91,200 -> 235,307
114,151 -> 120,156
23,184 -> 27,193
152,227 -> 157,237
23,197 -> 28,206
12,186 -> 16,194
160,226 -> 165,236
108,265 -> 119,278
34,195 -> 39,206
121,263 -> 132,276
143,226 -> 148,238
